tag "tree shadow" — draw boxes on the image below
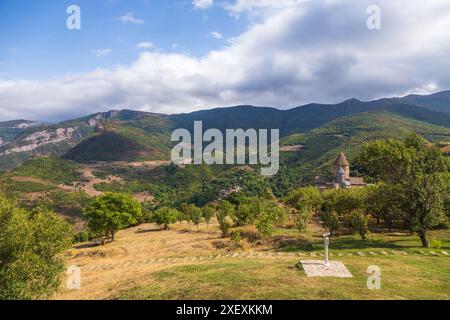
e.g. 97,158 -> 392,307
135,227 -> 165,233
269,234 -> 425,252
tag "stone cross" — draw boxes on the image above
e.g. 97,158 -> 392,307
323,232 -> 331,266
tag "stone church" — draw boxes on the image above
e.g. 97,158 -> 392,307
315,152 -> 366,190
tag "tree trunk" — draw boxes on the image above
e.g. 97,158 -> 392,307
111,231 -> 115,242
418,231 -> 429,248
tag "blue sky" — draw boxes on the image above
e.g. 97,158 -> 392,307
1,0 -> 450,122
0,0 -> 246,79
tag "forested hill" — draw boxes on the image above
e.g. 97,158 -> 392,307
0,90 -> 450,170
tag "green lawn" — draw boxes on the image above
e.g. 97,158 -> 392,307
119,227 -> 450,300
119,254 -> 450,300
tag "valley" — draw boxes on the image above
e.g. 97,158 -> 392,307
1,91 -> 450,301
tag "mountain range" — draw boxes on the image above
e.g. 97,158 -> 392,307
1,91 -> 450,171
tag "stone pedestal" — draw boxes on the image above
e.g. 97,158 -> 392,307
300,260 -> 353,278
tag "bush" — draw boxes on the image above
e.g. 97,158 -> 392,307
295,211 -> 312,233
73,231 -> 90,243
230,230 -> 242,245
219,215 -> 234,236
430,239 -> 442,250
235,226 -> 260,243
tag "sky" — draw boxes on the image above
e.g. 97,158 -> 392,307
1,0 -> 450,122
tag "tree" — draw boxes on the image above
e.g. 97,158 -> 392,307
202,205 -> 215,228
217,201 -> 235,236
319,211 -> 340,235
285,186 -> 322,215
255,203 -> 285,239
321,188 -> 366,217
84,193 -> 142,242
217,201 -> 235,224
153,207 -> 179,230
188,204 -> 202,230
345,209 -> 369,240
0,195 -> 72,300
178,203 -> 191,224
360,133 -> 448,247
236,201 -> 260,226
365,183 -> 403,231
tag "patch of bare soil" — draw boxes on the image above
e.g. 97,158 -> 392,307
280,145 -> 303,152
58,166 -> 121,197
60,161 -> 170,199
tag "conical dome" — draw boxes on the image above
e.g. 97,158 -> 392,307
334,152 -> 349,166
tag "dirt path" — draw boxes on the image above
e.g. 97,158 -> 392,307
59,167 -> 122,197
60,160 -> 170,199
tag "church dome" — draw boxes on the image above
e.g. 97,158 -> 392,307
334,152 -> 349,166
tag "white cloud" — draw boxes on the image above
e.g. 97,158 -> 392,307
193,0 -> 214,10
210,31 -> 223,39
91,49 -> 112,57
118,12 -> 144,24
136,42 -> 154,50
2,0 -> 450,121
224,0 -> 303,17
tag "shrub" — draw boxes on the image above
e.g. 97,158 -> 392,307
236,226 -> 260,243
430,239 -> 442,250
295,211 -> 312,233
230,230 -> 242,245
219,215 -> 234,236
73,231 -> 90,243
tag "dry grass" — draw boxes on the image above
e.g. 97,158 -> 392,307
55,222 -> 450,300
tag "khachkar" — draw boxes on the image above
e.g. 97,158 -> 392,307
300,231 -> 353,278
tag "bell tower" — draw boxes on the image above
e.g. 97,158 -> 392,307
333,152 -> 350,180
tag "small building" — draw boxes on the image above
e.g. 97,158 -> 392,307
219,186 -> 242,199
315,152 -> 366,190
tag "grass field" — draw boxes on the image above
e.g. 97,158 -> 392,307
56,222 -> 450,300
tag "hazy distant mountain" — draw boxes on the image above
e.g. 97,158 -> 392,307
1,91 -> 450,171
400,90 -> 450,113
0,120 -> 44,145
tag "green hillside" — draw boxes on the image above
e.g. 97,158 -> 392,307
10,155 -> 81,185
64,116 -> 172,162
2,91 -> 450,172
271,111 -> 450,196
